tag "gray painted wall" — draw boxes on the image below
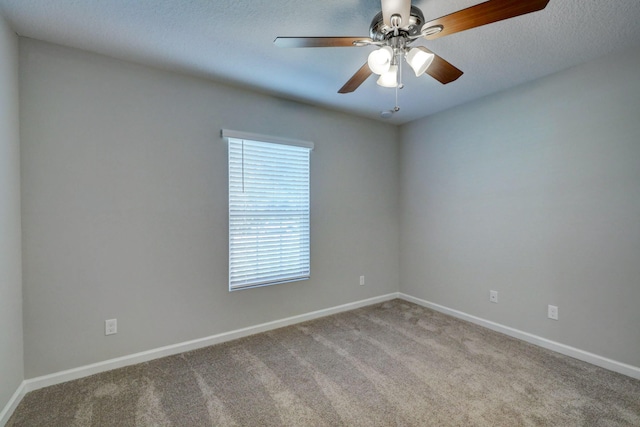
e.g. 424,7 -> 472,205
0,15 -> 23,410
19,39 -> 400,378
400,46 -> 640,367
13,31 -> 640,386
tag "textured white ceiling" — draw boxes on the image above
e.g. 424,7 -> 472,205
1,0 -> 640,124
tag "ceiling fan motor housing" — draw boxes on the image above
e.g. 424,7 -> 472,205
369,6 -> 425,41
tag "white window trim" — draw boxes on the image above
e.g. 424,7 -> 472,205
223,129 -> 313,291
221,129 -> 314,151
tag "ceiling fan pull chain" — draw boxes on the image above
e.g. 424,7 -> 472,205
395,85 -> 398,110
398,50 -> 404,90
393,49 -> 401,113
394,74 -> 400,113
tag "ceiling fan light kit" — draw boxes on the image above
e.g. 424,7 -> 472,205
367,46 -> 394,75
275,0 -> 551,112
377,65 -> 399,88
406,47 -> 435,77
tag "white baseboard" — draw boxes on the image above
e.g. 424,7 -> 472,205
4,291 -> 638,424
0,380 -> 26,426
399,293 -> 640,380
21,293 -> 399,396
1,293 -> 397,423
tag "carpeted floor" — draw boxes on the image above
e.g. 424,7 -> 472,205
7,299 -> 640,426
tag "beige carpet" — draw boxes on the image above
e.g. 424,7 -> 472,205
8,299 -> 640,426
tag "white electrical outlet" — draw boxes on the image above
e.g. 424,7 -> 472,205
105,319 -> 117,335
359,275 -> 365,286
489,290 -> 498,303
548,305 -> 558,320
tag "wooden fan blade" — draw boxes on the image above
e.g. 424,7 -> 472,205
274,37 -> 372,48
338,62 -> 373,94
417,47 -> 464,84
422,0 -> 550,40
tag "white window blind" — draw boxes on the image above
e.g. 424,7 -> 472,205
226,132 -> 312,291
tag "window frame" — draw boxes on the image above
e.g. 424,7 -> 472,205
222,129 -> 313,291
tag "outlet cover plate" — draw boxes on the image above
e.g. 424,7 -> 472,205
489,290 -> 498,303
105,319 -> 117,335
548,305 -> 558,320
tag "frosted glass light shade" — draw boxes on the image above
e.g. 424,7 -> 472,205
367,46 -> 394,75
376,65 -> 398,88
406,47 -> 435,77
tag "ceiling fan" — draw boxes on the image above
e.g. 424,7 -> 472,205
275,0 -> 551,95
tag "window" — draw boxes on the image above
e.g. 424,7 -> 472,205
223,130 -> 313,291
